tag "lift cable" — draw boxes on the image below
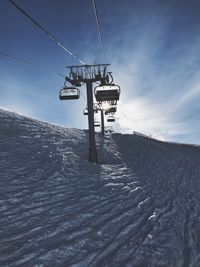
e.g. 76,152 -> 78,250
92,0 -> 107,63
9,0 -> 86,65
0,49 -> 88,104
0,50 -> 66,78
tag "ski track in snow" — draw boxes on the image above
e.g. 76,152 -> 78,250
1,109 -> 200,266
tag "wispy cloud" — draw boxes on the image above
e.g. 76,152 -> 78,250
104,4 -> 200,144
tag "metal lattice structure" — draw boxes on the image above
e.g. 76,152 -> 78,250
65,64 -> 110,163
59,63 -> 120,163
66,64 -> 110,84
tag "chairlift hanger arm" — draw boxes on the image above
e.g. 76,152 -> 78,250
108,72 -> 113,84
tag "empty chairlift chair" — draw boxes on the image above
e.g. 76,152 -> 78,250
93,104 -> 99,114
105,106 -> 117,115
59,86 -> 80,100
83,108 -> 88,115
83,105 -> 98,116
94,121 -> 100,127
94,84 -> 120,102
107,115 -> 115,122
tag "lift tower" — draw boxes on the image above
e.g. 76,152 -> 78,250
100,109 -> 105,135
65,64 -> 110,163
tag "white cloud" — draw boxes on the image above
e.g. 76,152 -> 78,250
115,98 -> 186,141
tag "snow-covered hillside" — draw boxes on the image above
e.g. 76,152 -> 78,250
1,109 -> 200,267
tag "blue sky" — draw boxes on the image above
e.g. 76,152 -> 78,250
0,0 -> 200,144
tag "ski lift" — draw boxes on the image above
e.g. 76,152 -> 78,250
83,108 -> 88,115
83,104 -> 98,115
93,104 -> 99,113
94,121 -> 100,127
107,115 -> 115,122
94,84 -> 120,102
59,86 -> 80,100
105,106 -> 117,115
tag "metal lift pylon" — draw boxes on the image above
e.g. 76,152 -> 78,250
100,109 -> 105,135
86,81 -> 97,162
65,63 -> 110,163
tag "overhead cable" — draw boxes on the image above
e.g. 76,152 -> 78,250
0,50 -> 88,103
0,50 -> 65,78
9,0 -> 86,65
92,0 -> 107,63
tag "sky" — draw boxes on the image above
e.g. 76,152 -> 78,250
0,0 -> 200,144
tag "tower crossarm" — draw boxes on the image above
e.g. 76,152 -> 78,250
65,63 -> 110,85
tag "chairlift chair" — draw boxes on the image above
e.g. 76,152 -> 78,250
105,111 -> 115,116
107,115 -> 115,122
94,84 -> 120,102
83,108 -> 88,115
94,121 -> 100,127
105,106 -> 117,115
59,87 -> 80,100
93,104 -> 99,113
83,105 -> 98,115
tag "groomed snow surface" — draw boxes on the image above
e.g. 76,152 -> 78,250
1,109 -> 200,267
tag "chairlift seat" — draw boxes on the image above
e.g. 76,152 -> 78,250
83,106 -> 98,115
59,87 -> 80,100
105,106 -> 117,115
83,108 -> 88,115
107,115 -> 115,122
94,121 -> 100,127
95,85 -> 120,102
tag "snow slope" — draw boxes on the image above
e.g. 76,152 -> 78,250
1,109 -> 200,267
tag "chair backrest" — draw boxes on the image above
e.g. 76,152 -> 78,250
94,85 -> 120,102
59,87 -> 80,100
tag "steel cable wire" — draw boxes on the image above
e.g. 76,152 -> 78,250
0,50 -> 66,78
9,0 -> 86,65
92,0 -> 107,63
